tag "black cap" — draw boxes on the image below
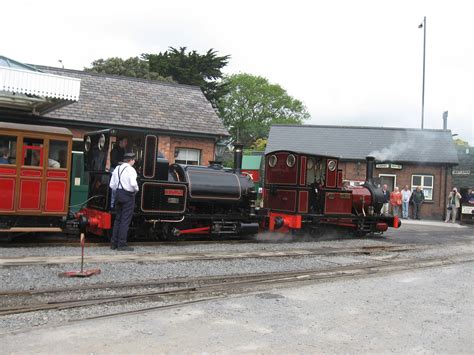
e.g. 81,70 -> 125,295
123,152 -> 136,160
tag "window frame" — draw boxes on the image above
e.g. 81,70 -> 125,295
411,174 -> 434,201
175,148 -> 201,165
0,134 -> 17,166
48,139 -> 69,170
22,137 -> 44,168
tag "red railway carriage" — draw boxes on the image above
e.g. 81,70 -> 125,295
263,150 -> 400,235
0,122 -> 72,233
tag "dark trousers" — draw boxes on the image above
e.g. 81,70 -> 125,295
413,202 -> 422,220
111,189 -> 135,247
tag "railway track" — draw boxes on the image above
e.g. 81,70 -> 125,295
1,252 -> 472,320
0,244 -> 416,267
0,238 -> 256,248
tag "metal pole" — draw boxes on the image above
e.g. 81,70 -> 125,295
421,16 -> 426,129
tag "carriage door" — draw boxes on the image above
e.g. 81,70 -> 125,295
0,134 -> 18,213
70,152 -> 89,213
44,140 -> 69,214
18,137 -> 44,212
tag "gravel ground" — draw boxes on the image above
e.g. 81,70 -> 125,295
1,230 -> 472,335
0,255 -> 363,292
1,263 -> 472,353
0,236 -> 390,257
0,240 -> 471,293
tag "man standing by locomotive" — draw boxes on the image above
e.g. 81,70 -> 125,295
109,152 -> 138,251
381,184 -> 390,215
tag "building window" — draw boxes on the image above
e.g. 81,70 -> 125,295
175,148 -> 200,165
411,174 -> 434,201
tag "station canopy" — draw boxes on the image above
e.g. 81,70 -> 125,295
0,56 -> 81,114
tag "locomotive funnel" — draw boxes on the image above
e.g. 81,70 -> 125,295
366,156 -> 375,183
233,142 -> 244,174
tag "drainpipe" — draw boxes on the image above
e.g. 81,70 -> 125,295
444,165 -> 448,221
365,156 -> 375,184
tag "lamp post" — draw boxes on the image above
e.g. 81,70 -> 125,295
418,16 -> 426,129
215,141 -> 227,162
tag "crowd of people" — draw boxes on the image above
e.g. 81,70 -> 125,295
380,183 -> 474,223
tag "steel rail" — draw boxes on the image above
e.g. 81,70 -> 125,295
0,245 -> 417,267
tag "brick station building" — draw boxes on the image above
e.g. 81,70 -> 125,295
1,64 -> 228,165
266,124 -> 459,220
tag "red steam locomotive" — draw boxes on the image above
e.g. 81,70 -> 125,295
263,151 -> 400,235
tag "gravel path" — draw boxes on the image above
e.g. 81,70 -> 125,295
1,263 -> 472,352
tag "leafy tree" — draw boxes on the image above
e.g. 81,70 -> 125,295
250,138 -> 268,151
217,73 -> 309,146
85,56 -> 171,81
144,47 -> 230,106
453,138 -> 470,148
85,48 -> 230,107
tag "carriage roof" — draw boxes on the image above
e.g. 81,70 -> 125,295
1,122 -> 72,136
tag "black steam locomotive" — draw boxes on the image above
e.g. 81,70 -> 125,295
79,129 -> 259,239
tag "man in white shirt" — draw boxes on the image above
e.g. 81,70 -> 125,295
109,153 -> 138,251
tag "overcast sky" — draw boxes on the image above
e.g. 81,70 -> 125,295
3,0 -> 472,144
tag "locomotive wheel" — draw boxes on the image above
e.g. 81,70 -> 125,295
161,223 -> 178,241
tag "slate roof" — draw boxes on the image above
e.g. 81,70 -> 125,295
266,124 -> 459,164
32,66 -> 228,137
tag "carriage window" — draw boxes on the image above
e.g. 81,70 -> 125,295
175,148 -> 200,165
49,140 -> 68,169
0,135 -> 17,165
22,138 -> 44,167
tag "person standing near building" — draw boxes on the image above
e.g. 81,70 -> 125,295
381,184 -> 390,215
411,186 -> 425,220
390,186 -> 402,217
445,187 -> 462,223
401,185 -> 412,219
109,152 -> 138,251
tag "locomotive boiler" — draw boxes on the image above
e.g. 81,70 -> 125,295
263,150 -> 400,236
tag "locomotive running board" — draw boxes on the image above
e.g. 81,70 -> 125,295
0,227 -> 63,233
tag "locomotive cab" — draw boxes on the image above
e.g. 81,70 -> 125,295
79,129 -> 186,237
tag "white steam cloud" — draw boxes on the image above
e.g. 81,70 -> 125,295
368,136 -> 433,162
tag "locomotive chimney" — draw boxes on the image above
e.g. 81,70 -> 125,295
366,156 -> 375,184
233,142 -> 244,174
